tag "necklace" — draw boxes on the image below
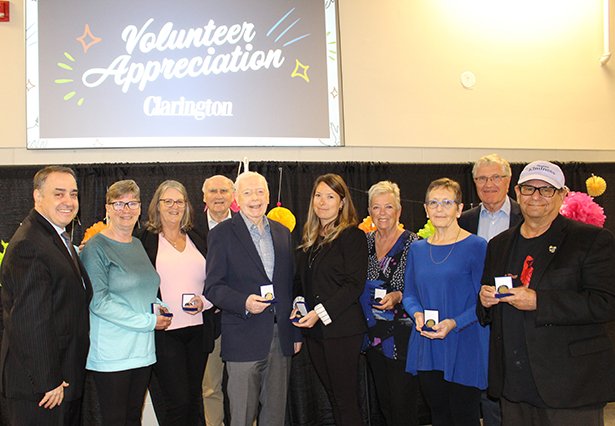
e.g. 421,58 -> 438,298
429,228 -> 461,265
163,233 -> 182,248
375,228 -> 401,260
308,244 -> 322,269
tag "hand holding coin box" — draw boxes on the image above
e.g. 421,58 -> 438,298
260,285 -> 276,303
495,276 -> 513,298
292,301 -> 309,322
373,288 -> 387,305
422,309 -> 439,332
182,293 -> 198,311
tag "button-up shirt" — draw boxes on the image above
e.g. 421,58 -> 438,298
477,196 -> 512,242
240,212 -> 275,281
207,209 -> 232,230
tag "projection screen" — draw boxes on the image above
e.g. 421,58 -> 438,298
26,0 -> 343,148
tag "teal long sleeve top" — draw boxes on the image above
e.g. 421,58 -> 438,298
81,233 -> 160,372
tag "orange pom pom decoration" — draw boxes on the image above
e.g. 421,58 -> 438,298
82,221 -> 108,243
358,216 -> 376,233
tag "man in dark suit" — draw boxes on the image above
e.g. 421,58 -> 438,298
459,154 -> 522,426
0,166 -> 92,426
204,171 -> 300,426
199,174 -> 235,426
478,161 -> 615,425
459,153 -> 523,238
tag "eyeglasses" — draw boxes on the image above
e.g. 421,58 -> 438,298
473,174 -> 508,185
518,184 -> 557,198
108,201 -> 141,211
159,198 -> 186,208
425,199 -> 457,210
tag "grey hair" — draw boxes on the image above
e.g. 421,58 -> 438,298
472,153 -> 511,178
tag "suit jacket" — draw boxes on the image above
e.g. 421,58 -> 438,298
459,196 -> 523,235
193,211 -> 236,340
0,210 -> 92,401
477,215 -> 615,408
204,214 -> 297,362
295,226 -> 368,339
138,228 -> 215,353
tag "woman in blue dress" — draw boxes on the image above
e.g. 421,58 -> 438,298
403,178 -> 488,426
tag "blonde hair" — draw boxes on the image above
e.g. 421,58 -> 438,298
368,180 -> 401,210
146,180 -> 194,233
299,174 -> 358,251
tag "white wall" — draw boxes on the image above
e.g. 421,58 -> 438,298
2,0 -> 615,164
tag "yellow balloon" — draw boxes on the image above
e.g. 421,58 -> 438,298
267,206 -> 296,232
586,175 -> 607,197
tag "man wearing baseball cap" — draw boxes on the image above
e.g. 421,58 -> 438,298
477,160 -> 615,425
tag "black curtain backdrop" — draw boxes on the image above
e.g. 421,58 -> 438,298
0,160 -> 614,425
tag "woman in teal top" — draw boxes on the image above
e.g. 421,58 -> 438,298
81,180 -> 172,426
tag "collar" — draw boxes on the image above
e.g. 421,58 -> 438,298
239,211 -> 270,231
36,210 -> 67,239
207,209 -> 232,229
480,196 -> 511,217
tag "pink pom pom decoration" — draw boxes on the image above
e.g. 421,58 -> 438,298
559,191 -> 606,228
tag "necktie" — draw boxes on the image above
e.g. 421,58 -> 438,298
61,231 -> 82,276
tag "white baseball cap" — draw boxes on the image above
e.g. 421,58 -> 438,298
518,161 -> 565,189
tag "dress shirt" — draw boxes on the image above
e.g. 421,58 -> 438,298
240,212 -> 275,281
477,196 -> 511,242
207,210 -> 232,230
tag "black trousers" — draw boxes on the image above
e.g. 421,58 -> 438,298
501,398 -> 605,426
90,366 -> 152,426
305,334 -> 365,426
6,397 -> 82,426
366,348 -> 419,426
150,324 -> 208,426
418,370 -> 481,426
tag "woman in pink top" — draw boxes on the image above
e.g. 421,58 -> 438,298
138,180 -> 214,426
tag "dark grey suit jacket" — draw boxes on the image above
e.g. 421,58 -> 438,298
0,210 -> 92,401
204,214 -> 297,362
477,215 -> 615,407
459,196 -> 523,235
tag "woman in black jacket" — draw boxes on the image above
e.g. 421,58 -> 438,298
292,173 -> 368,426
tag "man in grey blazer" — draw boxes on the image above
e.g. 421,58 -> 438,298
459,154 -> 523,239
1,166 -> 92,426
458,154 -> 522,426
204,171 -> 300,426
199,174 -> 235,426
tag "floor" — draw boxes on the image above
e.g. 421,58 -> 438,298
140,400 -> 615,425
606,402 -> 615,425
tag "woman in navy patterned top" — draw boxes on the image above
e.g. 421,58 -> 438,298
360,181 -> 420,426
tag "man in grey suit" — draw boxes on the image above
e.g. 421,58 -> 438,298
458,154 -> 522,426
200,174 -> 235,426
1,166 -> 92,426
204,171 -> 300,426
459,153 -> 523,239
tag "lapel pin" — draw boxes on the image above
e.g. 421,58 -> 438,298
548,245 -> 557,253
